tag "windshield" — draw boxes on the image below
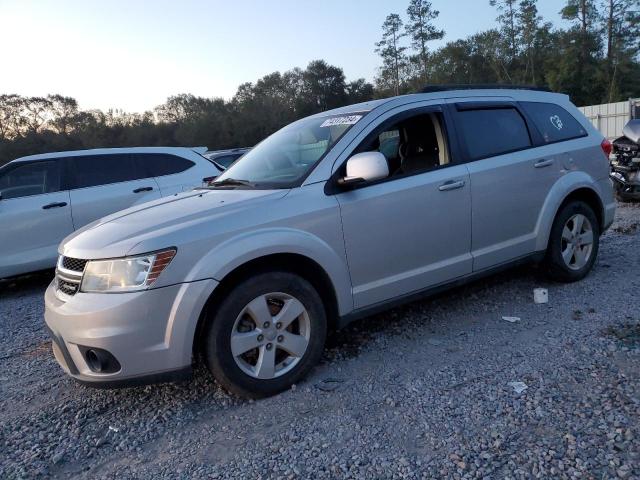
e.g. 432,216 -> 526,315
215,112 -> 366,188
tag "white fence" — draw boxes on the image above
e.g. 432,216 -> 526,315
578,98 -> 640,139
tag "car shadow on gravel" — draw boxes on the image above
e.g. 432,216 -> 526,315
324,263 -> 542,362
0,270 -> 54,298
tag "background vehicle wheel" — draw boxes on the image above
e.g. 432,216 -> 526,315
543,200 -> 600,282
204,271 -> 327,399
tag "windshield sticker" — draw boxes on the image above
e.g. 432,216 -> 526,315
550,115 -> 563,130
320,115 -> 363,127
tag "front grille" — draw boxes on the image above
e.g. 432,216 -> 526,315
58,279 -> 79,296
62,257 -> 87,272
56,256 -> 85,296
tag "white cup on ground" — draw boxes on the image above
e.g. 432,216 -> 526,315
533,288 -> 548,304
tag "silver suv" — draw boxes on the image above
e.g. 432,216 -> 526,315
45,87 -> 615,398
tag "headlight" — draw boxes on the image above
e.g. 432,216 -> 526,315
80,249 -> 176,293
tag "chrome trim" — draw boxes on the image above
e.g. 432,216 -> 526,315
56,270 -> 82,284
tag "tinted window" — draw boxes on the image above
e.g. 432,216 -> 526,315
135,153 -> 195,177
68,154 -> 144,189
213,154 -> 241,168
0,161 -> 61,199
521,102 -> 587,144
457,108 -> 531,159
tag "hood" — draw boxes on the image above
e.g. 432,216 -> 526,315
60,188 -> 289,259
622,119 -> 640,144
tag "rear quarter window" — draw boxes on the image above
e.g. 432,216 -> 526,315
134,153 -> 195,177
456,107 -> 532,160
520,102 -> 587,144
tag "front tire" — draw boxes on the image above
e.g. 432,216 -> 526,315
204,271 -> 327,399
543,201 -> 600,282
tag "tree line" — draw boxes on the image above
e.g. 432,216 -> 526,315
0,60 -> 373,166
375,0 -> 640,105
1,0 -> 638,166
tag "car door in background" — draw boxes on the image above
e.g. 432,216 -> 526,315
450,101 -> 564,270
67,154 -> 161,228
0,160 -> 74,277
134,153 -> 200,196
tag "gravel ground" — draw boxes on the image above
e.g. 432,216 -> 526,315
1,202 -> 639,479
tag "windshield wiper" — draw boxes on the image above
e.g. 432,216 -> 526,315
209,178 -> 255,188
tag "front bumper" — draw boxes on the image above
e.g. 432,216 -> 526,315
44,278 -> 217,386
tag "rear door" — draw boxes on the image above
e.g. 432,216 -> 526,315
0,160 -> 74,276
67,154 -> 161,228
449,100 -> 564,270
134,153 -> 206,196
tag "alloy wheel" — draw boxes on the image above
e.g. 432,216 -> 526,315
230,293 -> 310,379
560,213 -> 594,271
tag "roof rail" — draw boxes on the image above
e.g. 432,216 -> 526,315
419,84 -> 551,93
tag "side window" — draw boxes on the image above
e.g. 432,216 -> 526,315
68,154 -> 144,189
456,107 -> 532,160
0,161 -> 61,199
354,111 -> 449,178
213,154 -> 241,169
135,154 -> 195,177
520,102 -> 587,144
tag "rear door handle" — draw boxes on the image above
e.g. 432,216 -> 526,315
42,202 -> 68,210
534,159 -> 554,168
133,186 -> 153,193
438,180 -> 466,191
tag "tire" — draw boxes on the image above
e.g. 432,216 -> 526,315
543,200 -> 600,282
203,271 -> 327,399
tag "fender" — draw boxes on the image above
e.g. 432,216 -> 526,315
534,171 -> 604,252
185,227 -> 354,316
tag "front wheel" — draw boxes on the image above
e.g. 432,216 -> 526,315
204,271 -> 327,399
543,201 -> 600,282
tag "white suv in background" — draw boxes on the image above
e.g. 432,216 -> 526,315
0,147 -> 222,278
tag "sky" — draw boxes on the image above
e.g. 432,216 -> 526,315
0,0 -> 568,113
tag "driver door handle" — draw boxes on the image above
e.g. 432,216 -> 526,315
534,159 -> 554,168
438,179 -> 465,191
42,202 -> 68,210
133,186 -> 153,193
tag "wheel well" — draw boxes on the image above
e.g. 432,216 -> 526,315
192,253 -> 339,358
558,187 -> 604,229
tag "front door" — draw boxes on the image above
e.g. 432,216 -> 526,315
334,107 -> 473,309
0,160 -> 74,277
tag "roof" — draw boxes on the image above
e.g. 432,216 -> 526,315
11,146 -> 202,164
308,88 -> 567,120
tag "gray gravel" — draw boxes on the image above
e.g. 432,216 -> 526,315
1,202 -> 639,479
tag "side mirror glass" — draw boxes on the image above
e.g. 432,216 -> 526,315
338,151 -> 389,186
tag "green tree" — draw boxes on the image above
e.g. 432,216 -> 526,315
516,0 -> 549,84
375,14 -> 408,95
405,0 -> 444,83
490,0 -> 520,79
47,94 -> 78,136
600,0 -> 640,101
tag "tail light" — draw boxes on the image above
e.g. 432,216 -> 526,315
601,138 -> 613,158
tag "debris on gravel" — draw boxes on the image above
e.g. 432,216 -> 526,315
1,202 -> 639,479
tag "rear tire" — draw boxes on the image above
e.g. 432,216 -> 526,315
204,271 -> 326,399
543,201 -> 600,282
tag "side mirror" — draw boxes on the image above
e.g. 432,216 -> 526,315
338,152 -> 389,186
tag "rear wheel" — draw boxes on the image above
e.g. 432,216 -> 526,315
543,201 -> 600,282
204,271 -> 326,399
